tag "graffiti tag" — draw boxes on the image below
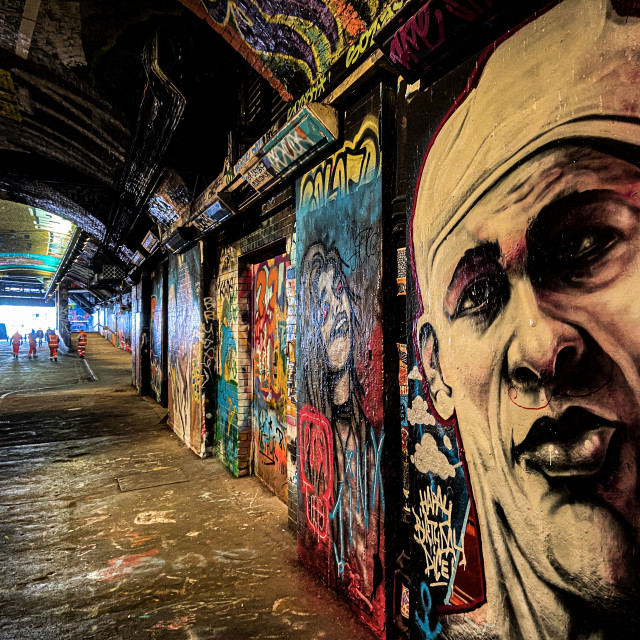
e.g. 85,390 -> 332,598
413,484 -> 466,587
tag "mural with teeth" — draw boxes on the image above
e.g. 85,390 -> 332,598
405,0 -> 640,638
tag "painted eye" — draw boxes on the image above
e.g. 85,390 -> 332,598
322,302 -> 329,321
556,229 -> 619,282
453,274 -> 508,324
336,281 -> 343,295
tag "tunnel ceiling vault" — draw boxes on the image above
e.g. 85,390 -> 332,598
0,199 -> 75,302
0,0 -> 276,300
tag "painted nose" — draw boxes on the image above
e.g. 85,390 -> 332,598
506,280 -> 584,390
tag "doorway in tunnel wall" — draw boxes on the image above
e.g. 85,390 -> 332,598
252,253 -> 289,502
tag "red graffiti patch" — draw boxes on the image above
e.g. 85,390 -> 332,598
299,405 -> 334,541
89,549 -> 160,582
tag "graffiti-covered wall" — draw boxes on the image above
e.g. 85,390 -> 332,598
217,246 -> 242,475
117,306 -> 132,352
131,284 -> 141,391
296,95 -> 386,634
190,0 -> 406,102
202,270 -> 217,449
168,244 -> 204,456
214,207 -> 297,500
100,298 -> 132,352
405,1 -> 640,638
253,254 -> 289,501
150,268 -> 164,405
285,228 -> 298,527
68,302 -> 92,332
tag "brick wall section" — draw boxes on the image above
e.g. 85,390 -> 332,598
235,263 -> 253,476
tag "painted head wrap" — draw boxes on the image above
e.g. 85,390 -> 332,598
412,0 -> 640,279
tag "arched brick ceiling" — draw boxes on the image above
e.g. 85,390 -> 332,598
0,0 -> 257,277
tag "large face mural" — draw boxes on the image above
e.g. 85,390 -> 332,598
297,108 -> 386,634
408,0 -> 640,637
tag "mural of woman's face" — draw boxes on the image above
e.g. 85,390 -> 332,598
317,264 -> 352,373
416,146 -> 640,610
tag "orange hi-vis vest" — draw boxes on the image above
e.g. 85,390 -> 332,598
49,334 -> 59,347
11,333 -> 21,345
78,333 -> 87,346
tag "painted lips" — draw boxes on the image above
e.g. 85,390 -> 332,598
330,311 -> 350,341
515,407 -> 620,477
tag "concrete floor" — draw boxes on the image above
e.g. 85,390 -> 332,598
0,334 -> 377,640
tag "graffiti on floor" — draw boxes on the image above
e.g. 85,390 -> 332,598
88,549 -> 162,582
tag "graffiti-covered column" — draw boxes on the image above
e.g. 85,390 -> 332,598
217,246 -> 241,474
149,263 -> 167,406
296,91 -> 387,636
56,285 -> 70,350
167,244 -> 205,456
285,227 -> 297,529
132,275 -> 151,395
201,240 -> 218,456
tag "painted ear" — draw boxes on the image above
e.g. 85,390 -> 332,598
419,321 -> 455,420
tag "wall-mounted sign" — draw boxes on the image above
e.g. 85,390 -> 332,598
141,230 -> 160,253
375,0 -> 551,85
192,168 -> 229,218
163,226 -> 198,255
236,103 -> 339,194
131,250 -> 146,266
190,198 -> 234,234
147,169 -> 190,226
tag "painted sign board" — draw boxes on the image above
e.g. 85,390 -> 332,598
237,103 -> 339,194
190,198 -> 233,233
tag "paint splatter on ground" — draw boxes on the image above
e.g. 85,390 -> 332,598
0,336 -> 377,640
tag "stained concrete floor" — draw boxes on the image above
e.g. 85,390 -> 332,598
0,334 -> 377,640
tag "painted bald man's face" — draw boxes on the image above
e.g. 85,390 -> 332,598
414,146 -> 640,608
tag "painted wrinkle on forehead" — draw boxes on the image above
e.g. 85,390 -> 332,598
435,147 -> 640,299
432,153 -> 564,294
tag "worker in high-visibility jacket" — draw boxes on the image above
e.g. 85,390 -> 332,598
27,331 -> 37,359
77,330 -> 87,358
11,331 -> 21,358
48,331 -> 59,362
